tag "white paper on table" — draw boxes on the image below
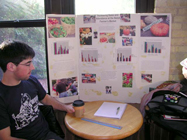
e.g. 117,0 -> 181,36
94,102 -> 127,119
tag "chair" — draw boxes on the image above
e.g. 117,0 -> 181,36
39,105 -> 65,139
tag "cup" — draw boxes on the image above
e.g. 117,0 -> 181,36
73,100 -> 84,117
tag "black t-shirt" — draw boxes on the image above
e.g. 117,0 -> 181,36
0,75 -> 49,140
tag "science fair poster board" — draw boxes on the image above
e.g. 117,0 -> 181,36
46,13 -> 171,103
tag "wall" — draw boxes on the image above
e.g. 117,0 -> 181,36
155,0 -> 187,81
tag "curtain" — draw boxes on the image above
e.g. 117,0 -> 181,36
136,0 -> 155,13
45,0 -> 75,14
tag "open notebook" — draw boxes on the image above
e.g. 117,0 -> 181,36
94,102 -> 127,119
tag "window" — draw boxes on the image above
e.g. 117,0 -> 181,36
0,0 -> 48,92
75,0 -> 135,15
0,1 -> 45,21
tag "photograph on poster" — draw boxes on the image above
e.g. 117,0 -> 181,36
48,16 -> 75,38
100,32 -> 115,43
83,15 -> 96,23
106,86 -> 112,94
52,77 -> 78,98
120,14 -> 131,22
82,73 -> 96,83
122,73 -> 133,88
94,31 -> 98,38
79,27 -> 92,45
141,15 -> 170,37
122,37 -> 133,46
120,26 -> 136,36
141,74 -> 152,83
81,50 -> 98,62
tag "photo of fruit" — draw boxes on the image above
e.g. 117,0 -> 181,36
48,18 -> 59,26
122,73 -> 133,88
79,27 -> 92,45
49,25 -> 67,38
48,16 -> 75,38
82,73 -> 96,83
120,26 -> 136,36
140,15 -> 170,37
100,32 -> 115,43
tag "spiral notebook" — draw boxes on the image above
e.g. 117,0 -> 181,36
94,102 -> 127,119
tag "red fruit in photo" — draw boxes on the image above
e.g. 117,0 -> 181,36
150,23 -> 169,36
123,29 -> 130,35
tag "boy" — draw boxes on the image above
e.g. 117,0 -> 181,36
0,40 -> 74,140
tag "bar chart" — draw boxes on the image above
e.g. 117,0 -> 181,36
117,49 -> 132,62
81,50 -> 98,62
54,42 -> 69,55
144,41 -> 162,53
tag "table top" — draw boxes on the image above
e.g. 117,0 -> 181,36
65,101 -> 143,140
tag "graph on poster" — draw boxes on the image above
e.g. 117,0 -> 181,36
81,50 -> 98,62
144,42 -> 162,53
117,48 -> 132,62
54,41 -> 69,55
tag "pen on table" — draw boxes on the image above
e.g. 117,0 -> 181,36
116,107 -> 120,115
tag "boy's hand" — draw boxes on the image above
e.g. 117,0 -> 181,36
65,104 -> 75,113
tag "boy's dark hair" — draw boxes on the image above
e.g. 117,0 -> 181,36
0,40 -> 35,72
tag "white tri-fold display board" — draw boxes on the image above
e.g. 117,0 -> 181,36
46,13 -> 171,103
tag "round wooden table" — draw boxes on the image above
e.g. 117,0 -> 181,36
65,101 -> 143,140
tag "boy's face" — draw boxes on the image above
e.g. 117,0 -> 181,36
182,67 -> 187,79
14,58 -> 35,80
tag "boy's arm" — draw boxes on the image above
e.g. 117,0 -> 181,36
0,127 -> 26,140
40,94 -> 74,113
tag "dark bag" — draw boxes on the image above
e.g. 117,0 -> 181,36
146,90 -> 187,139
